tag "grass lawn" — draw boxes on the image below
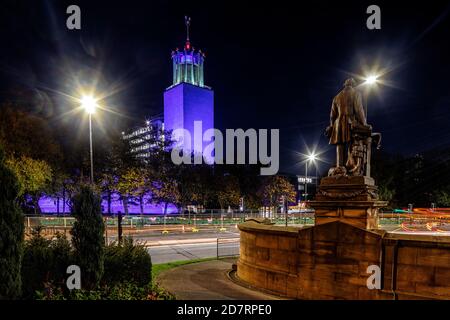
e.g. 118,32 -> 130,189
152,257 -> 217,281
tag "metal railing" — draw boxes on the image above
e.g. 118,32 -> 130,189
216,237 -> 240,259
24,210 -> 316,234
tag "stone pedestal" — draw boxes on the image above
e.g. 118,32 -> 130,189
309,175 -> 388,230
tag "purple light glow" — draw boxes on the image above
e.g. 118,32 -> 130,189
38,193 -> 178,215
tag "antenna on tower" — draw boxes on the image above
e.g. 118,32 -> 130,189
185,16 -> 191,42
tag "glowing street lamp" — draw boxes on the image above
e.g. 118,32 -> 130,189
364,74 -> 378,85
81,96 -> 97,114
81,95 -> 98,184
307,153 -> 317,162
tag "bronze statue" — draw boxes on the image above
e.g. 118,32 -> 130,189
325,78 -> 381,177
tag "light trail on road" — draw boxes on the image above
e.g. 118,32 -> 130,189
148,241 -> 240,264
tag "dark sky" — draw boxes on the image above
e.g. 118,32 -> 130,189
1,0 -> 450,175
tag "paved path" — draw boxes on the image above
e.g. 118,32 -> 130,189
157,259 -> 282,300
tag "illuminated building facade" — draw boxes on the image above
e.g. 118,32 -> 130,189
123,117 -> 164,158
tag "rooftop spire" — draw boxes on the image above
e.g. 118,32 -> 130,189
185,16 -> 191,42
170,16 -> 206,88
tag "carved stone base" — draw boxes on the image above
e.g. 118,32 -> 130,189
309,176 -> 388,230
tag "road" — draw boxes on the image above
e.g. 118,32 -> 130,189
106,226 -> 240,242
147,238 -> 240,264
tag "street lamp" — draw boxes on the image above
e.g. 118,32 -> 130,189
304,152 -> 317,202
81,95 -> 97,184
364,75 -> 378,85
363,74 -> 379,120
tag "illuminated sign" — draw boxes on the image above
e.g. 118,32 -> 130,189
298,177 -> 313,184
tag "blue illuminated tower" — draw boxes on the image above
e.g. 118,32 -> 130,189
164,17 -> 214,163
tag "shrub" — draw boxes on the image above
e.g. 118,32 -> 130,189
36,282 -> 163,300
21,229 -> 52,299
71,185 -> 105,289
0,146 -> 24,299
21,229 -> 73,299
103,238 -> 152,287
49,233 -> 74,287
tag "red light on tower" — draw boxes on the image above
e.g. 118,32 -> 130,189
185,16 -> 192,51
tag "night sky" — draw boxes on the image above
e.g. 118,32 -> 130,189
1,0 -> 450,175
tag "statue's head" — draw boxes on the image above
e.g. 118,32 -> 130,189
344,78 -> 356,88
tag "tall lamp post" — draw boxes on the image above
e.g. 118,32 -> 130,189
304,152 -> 317,202
363,74 -> 379,120
81,96 -> 97,184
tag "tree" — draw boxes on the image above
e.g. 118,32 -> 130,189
102,133 -> 140,215
176,163 -> 210,213
133,168 -> 149,215
6,155 -> 52,214
0,105 -> 62,167
378,180 -> 396,203
99,172 -> 117,216
216,175 -> 241,211
0,146 -> 24,299
194,164 -> 216,209
151,177 -> 180,215
258,176 -> 296,216
116,167 -> 147,215
48,171 -> 72,215
70,185 -> 105,290
433,189 -> 450,207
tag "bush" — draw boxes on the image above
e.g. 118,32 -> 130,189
36,282 -> 174,300
26,233 -> 157,300
21,229 -> 73,299
0,146 -> 24,299
22,230 -> 156,300
103,238 -> 152,287
71,185 -> 105,289
50,233 -> 74,287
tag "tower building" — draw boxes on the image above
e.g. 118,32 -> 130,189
164,16 -> 214,163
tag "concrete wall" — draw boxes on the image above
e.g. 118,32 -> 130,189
237,220 -> 450,300
383,235 -> 450,299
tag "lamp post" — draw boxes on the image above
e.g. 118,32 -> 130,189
304,152 -> 317,202
363,74 -> 379,120
304,161 -> 308,201
81,96 -> 97,184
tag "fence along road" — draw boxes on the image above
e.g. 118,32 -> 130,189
147,237 -> 240,264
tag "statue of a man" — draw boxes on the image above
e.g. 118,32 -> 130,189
326,78 -> 367,174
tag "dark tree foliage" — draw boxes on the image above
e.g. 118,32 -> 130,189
0,146 -> 24,299
71,185 -> 105,290
372,148 -> 450,208
0,105 -> 62,167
